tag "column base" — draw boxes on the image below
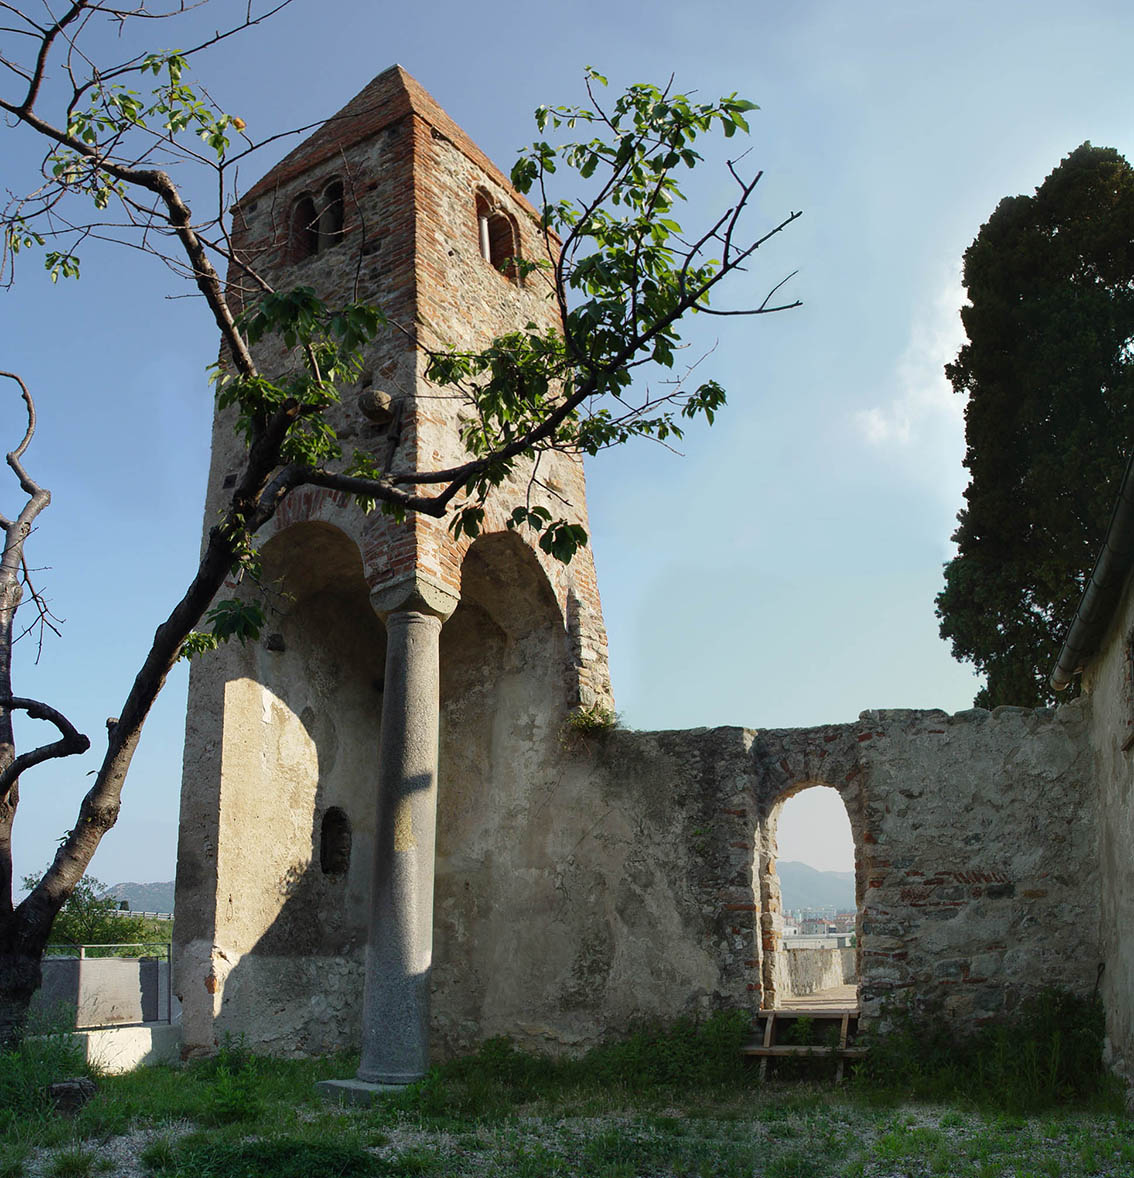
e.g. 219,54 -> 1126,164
315,1077 -> 409,1106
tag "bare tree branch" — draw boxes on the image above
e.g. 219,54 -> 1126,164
0,696 -> 88,798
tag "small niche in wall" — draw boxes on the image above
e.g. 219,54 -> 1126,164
320,806 -> 352,875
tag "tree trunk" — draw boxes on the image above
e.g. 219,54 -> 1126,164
0,925 -> 43,1049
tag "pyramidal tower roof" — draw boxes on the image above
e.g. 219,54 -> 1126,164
242,65 -> 527,209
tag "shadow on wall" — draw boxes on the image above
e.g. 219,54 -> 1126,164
208,525 -> 575,1058
434,531 -> 574,1051
208,521 -> 387,1056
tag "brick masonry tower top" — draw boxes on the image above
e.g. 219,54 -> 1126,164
207,65 -> 611,709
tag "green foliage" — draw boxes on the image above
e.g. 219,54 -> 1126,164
404,1011 -> 752,1123
46,1147 -> 99,1178
24,51 -> 248,284
198,1062 -> 264,1126
137,1139 -> 174,1174
3,1031 -> 1133,1177
577,1011 -> 750,1089
857,988 -> 1118,1112
563,702 -> 619,733
0,1008 -> 89,1137
179,599 -> 265,661
423,74 -> 772,559
195,73 -> 766,572
212,289 -> 389,470
781,1015 -> 815,1046
191,1033 -> 264,1125
20,873 -> 149,949
0,1146 -> 27,1178
936,143 -> 1134,707
142,1132 -> 390,1178
14,63 -> 784,598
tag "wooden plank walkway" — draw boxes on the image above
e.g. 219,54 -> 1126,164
742,985 -> 862,1082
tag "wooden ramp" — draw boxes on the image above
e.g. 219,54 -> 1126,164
742,987 -> 864,1082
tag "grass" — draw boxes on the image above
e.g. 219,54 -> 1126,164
856,989 -> 1121,1113
0,1002 -> 1129,1177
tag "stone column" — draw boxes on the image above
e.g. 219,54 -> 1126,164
356,576 -> 457,1086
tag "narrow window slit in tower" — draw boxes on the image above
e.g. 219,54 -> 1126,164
320,807 -> 352,875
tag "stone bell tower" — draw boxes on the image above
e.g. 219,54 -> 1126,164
173,66 -> 612,1076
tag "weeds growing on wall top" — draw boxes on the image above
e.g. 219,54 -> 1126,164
562,702 -> 618,734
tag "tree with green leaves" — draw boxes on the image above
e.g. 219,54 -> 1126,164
20,873 -> 148,949
0,1 -> 799,1043
936,143 -> 1134,708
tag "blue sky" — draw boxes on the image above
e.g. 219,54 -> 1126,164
5,0 -> 1133,885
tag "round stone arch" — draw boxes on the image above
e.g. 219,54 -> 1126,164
431,529 -> 573,1049
436,528 -> 571,848
240,520 -> 386,954
753,768 -> 871,1008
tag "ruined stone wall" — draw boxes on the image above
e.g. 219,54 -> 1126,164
752,706 -> 1098,1023
782,947 -> 857,999
1081,575 -> 1134,1085
429,705 -> 1098,1055
175,67 -> 1104,1065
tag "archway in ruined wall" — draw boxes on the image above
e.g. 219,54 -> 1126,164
210,521 -> 388,1054
757,781 -> 864,1012
432,530 -> 572,1050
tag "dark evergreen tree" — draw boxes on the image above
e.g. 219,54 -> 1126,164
937,144 -> 1134,707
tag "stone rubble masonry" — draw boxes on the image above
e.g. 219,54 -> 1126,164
432,703 -> 1098,1054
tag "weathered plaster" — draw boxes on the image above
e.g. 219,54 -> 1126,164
1081,575 -> 1134,1085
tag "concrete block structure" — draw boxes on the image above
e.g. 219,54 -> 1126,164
174,66 -> 1130,1083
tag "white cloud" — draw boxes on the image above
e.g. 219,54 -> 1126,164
854,266 -> 967,449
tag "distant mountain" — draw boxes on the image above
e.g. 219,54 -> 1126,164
777,861 -> 855,913
103,881 -> 175,913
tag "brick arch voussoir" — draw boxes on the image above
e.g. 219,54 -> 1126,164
435,506 -> 578,633
267,486 -> 414,604
751,725 -> 867,821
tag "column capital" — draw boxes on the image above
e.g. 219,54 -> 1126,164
370,573 -> 458,622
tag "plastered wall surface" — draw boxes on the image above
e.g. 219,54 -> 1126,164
1081,577 -> 1134,1085
431,705 -> 1098,1055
